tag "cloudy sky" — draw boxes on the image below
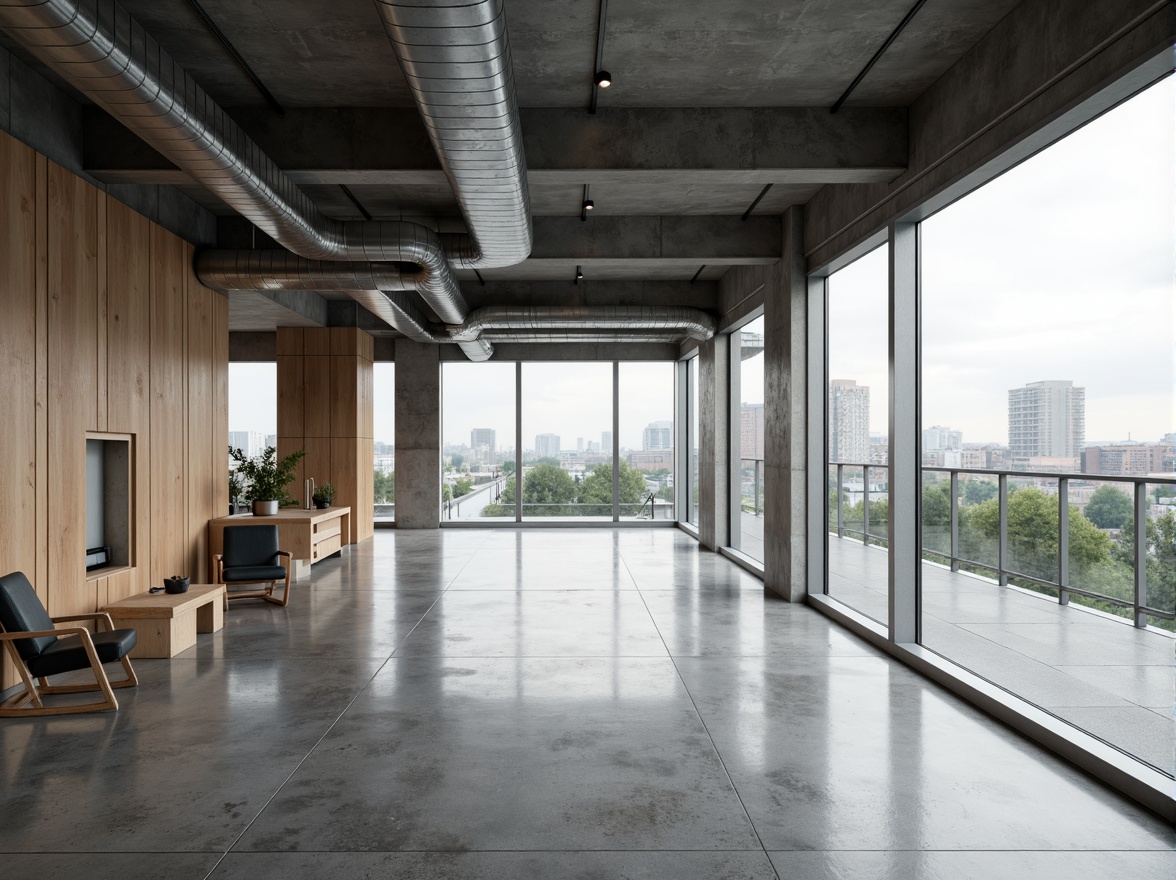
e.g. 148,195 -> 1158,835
231,75 -> 1173,453
829,74 -> 1174,444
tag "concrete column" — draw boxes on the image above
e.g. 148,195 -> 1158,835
394,339 -> 440,529
765,206 -> 808,600
698,333 -> 729,551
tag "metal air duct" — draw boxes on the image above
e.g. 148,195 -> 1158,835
448,306 -> 717,342
0,0 -> 532,355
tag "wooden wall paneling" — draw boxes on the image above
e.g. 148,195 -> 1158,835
275,327 -> 304,357
46,162 -> 99,617
360,356 -> 374,441
106,199 -> 153,594
304,328 -> 331,357
150,225 -> 187,587
330,355 -> 359,439
96,193 -> 108,432
276,354 -> 306,489
304,355 -> 332,439
356,436 -> 374,541
34,154 -> 48,613
212,292 -> 229,517
106,566 -> 135,603
0,134 -> 39,689
186,260 -> 213,582
330,438 -> 360,538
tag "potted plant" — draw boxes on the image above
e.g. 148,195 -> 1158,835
228,465 -> 244,515
312,482 -> 336,510
229,445 -> 305,515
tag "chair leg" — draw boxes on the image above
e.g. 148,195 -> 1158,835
0,633 -> 121,717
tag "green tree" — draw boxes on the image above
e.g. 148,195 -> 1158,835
522,463 -> 576,509
373,469 -> 395,503
450,454 -> 464,470
922,480 -> 952,528
657,485 -> 675,502
453,476 -> 474,498
534,456 -> 560,467
962,479 -> 997,506
1084,485 -> 1133,530
578,461 -> 649,507
501,460 -> 516,476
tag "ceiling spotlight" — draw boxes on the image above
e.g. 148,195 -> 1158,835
582,199 -> 594,212
594,70 -> 612,88
575,265 -> 584,282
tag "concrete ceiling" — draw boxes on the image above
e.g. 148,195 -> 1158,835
5,0 -> 1025,331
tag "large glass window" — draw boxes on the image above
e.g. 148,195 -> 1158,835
521,362 -> 614,521
373,363 -> 395,523
228,363 -> 276,511
825,244 -> 889,625
619,362 -> 675,521
441,361 -> 516,521
731,315 -> 765,560
919,76 -> 1175,775
687,355 -> 700,526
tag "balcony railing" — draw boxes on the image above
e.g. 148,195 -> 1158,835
740,457 -> 764,517
829,462 -> 1176,629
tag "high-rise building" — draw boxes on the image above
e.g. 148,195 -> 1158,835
601,431 -> 613,453
1008,380 -> 1085,460
1082,443 -> 1167,475
922,425 -> 963,452
535,433 -> 560,459
642,420 -> 673,451
739,405 -> 764,459
228,430 -> 265,458
829,380 -> 869,464
576,437 -> 584,452
470,428 -> 496,465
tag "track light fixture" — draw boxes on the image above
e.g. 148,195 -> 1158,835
581,184 -> 593,222
594,70 -> 612,88
575,265 -> 584,284
582,199 -> 594,212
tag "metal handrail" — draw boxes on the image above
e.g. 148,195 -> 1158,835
827,462 -> 1175,627
739,457 -> 765,517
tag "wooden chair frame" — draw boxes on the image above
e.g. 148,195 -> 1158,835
0,612 -> 138,717
213,550 -> 293,609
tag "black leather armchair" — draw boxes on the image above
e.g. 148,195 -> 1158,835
0,571 -> 139,716
213,525 -> 293,609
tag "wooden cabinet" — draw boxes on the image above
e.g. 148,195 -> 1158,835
208,507 -> 351,582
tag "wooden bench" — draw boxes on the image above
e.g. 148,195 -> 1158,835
102,585 -> 226,659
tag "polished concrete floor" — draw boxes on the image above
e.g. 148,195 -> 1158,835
826,537 -> 1176,775
1,529 -> 1172,879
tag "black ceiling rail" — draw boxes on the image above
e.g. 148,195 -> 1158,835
339,184 -> 372,221
184,0 -> 285,116
581,183 -> 593,221
741,184 -> 773,221
831,0 -> 929,114
589,0 -> 609,114
689,265 -> 706,284
474,269 -> 486,287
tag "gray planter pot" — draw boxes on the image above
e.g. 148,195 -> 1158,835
252,500 -> 279,516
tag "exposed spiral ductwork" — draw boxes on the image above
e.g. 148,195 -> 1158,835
0,0 -> 535,357
195,251 -> 716,352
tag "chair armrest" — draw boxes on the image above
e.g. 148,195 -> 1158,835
0,626 -> 94,641
52,612 -> 116,631
276,550 -> 293,560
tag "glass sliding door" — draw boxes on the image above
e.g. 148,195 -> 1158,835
618,362 -> 675,521
441,361 -> 516,521
730,315 -> 765,560
373,362 -> 395,523
825,244 -> 890,625
521,362 -> 614,521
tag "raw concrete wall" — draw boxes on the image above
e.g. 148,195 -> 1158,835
805,0 -> 1175,269
394,340 -> 440,529
0,44 -> 215,246
764,207 -> 808,601
697,333 -> 729,551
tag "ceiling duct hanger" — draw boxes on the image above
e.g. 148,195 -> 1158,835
183,0 -> 284,115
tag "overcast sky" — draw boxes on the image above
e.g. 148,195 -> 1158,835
828,74 -> 1174,443
231,75 -> 1173,452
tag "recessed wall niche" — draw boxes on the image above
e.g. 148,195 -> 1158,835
85,433 -> 134,572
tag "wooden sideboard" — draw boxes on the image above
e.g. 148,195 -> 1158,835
208,507 -> 351,582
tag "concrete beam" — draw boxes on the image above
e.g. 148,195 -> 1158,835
804,0 -> 1175,269
83,106 -> 907,186
461,280 -> 718,311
